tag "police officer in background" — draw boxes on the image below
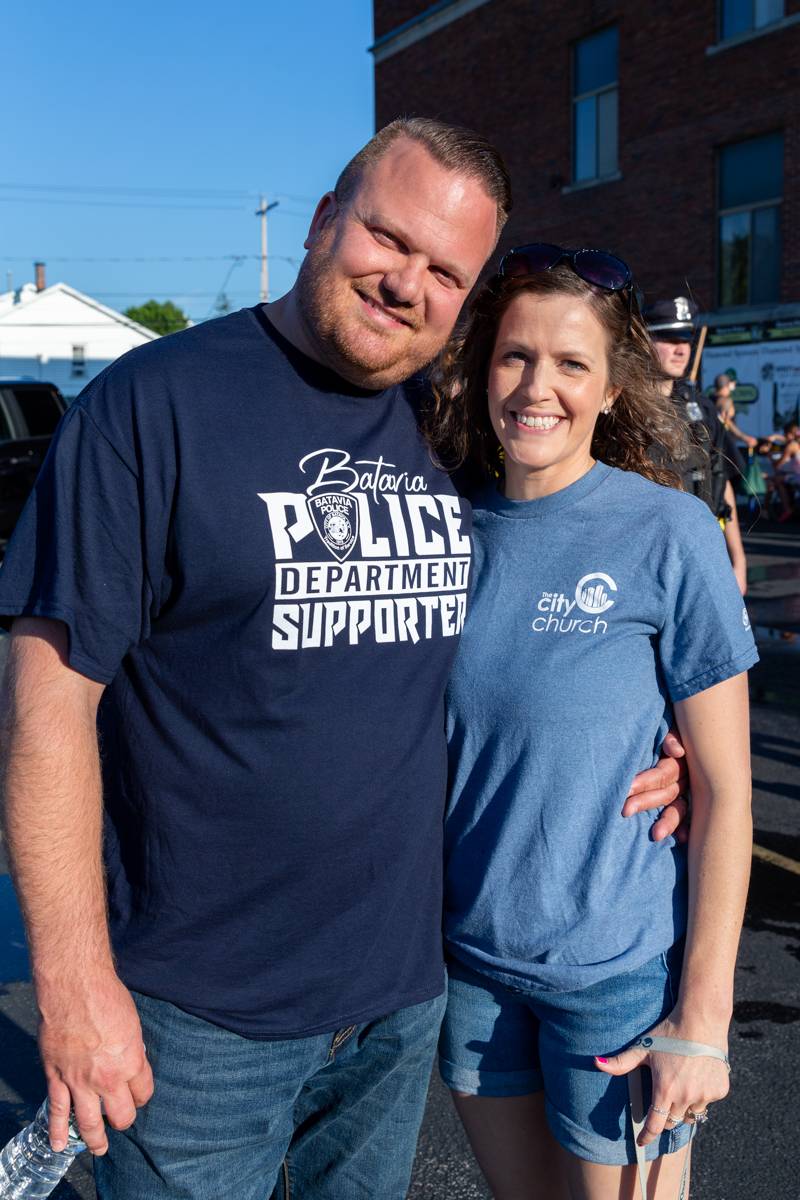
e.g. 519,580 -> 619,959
644,296 -> 748,595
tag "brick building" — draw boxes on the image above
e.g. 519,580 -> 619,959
371,1 -> 800,430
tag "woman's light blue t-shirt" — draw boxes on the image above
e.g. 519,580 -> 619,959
444,462 -> 758,993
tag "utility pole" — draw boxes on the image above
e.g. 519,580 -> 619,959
255,196 -> 279,302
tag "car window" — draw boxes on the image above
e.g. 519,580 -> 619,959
9,387 -> 64,436
0,400 -> 12,440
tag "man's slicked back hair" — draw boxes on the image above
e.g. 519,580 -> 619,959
334,117 -> 512,238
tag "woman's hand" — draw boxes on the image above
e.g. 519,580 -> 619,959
594,1014 -> 730,1145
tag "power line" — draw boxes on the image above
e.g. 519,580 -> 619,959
0,197 -> 246,212
92,292 -> 258,299
0,322 -> 166,328
204,256 -> 247,318
1,255 -> 299,265
0,183 -> 253,199
0,196 -> 311,217
0,182 -> 318,205
2,254 -> 249,263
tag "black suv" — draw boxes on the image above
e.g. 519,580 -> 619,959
0,379 -> 66,544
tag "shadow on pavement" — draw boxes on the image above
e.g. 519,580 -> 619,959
0,1005 -> 43,1136
750,730 -> 800,770
743,853 -> 800,965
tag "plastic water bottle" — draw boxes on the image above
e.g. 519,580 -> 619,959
0,1100 -> 85,1198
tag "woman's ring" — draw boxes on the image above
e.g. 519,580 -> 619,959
650,1104 -> 671,1117
686,1108 -> 709,1124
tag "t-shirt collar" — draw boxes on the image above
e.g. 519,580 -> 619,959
479,461 -> 614,518
249,304 -> 396,400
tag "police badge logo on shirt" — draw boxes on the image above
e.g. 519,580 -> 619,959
307,493 -> 358,562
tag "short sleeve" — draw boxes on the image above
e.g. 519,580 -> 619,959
657,502 -> 758,701
0,402 -> 150,684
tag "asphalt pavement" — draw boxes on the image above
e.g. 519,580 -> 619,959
0,520 -> 797,1199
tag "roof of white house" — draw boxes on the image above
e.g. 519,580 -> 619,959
0,282 -> 159,340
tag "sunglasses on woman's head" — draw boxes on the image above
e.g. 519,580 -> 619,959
498,243 -> 633,293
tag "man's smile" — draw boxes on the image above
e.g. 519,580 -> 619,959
355,288 -> 416,330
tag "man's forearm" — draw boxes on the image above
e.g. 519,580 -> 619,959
0,623 -> 113,989
0,619 -> 152,1153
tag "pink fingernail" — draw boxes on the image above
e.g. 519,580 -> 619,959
596,1056 -> 608,1063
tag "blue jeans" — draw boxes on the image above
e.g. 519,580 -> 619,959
94,988 -> 446,1200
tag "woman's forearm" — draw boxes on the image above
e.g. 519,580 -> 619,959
672,673 -> 752,1038
675,781 -> 751,1029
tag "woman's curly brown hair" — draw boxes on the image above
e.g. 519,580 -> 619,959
425,265 -> 692,489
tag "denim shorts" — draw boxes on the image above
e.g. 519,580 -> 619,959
439,943 -> 691,1166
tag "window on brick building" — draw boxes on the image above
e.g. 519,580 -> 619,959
572,27 -> 618,184
718,132 -> 783,307
720,0 -> 784,41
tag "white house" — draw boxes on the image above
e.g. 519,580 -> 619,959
0,266 -> 158,401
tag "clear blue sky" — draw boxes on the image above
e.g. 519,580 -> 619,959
4,2 -> 375,322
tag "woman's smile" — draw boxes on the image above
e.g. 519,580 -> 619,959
510,410 -> 565,432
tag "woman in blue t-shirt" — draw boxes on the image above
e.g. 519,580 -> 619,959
426,246 -> 757,1200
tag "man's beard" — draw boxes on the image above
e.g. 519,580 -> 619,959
295,239 -> 441,390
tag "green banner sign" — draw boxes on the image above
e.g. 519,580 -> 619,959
707,326 -> 753,344
766,322 -> 800,340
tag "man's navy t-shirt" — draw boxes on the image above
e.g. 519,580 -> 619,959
0,308 -> 472,1037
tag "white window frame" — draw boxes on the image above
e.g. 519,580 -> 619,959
572,30 -> 619,186
717,137 -> 783,307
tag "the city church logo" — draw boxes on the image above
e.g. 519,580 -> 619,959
575,572 -> 617,615
307,492 -> 358,562
532,571 -> 618,636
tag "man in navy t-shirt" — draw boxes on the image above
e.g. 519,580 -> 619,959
0,120 -> 683,1199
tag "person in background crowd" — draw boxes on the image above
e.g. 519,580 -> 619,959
0,121 -> 686,1200
768,420 -> 800,447
427,247 -> 757,1200
772,421 -> 800,521
643,298 -> 748,595
712,373 -> 758,450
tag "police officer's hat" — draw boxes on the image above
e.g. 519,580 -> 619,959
642,296 -> 698,340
